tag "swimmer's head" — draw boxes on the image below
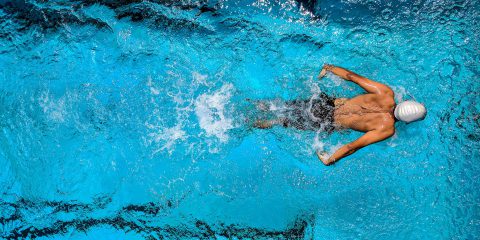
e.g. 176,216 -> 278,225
394,101 -> 426,123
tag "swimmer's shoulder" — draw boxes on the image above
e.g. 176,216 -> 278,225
377,116 -> 395,135
369,92 -> 395,108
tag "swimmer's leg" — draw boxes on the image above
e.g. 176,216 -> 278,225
253,118 -> 286,129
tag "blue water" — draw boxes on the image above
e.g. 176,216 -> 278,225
0,0 -> 479,239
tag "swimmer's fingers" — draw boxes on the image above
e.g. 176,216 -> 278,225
315,150 -> 328,158
316,150 -> 331,166
318,68 -> 327,80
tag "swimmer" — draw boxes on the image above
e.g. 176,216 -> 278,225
254,64 -> 427,166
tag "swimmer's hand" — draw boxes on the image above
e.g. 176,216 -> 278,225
318,68 -> 327,80
316,150 -> 332,166
318,64 -> 334,80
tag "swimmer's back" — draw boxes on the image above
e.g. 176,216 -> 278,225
334,93 -> 395,132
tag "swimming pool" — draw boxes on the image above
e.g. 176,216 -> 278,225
0,0 -> 479,239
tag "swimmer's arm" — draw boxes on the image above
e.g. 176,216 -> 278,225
320,64 -> 393,95
319,128 -> 394,166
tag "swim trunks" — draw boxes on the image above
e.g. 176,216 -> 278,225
282,93 -> 336,132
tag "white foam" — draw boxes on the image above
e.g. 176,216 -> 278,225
146,75 -> 160,95
313,133 -> 326,151
331,74 -> 345,87
192,71 -> 208,86
327,142 -> 343,155
194,83 -> 235,142
387,131 -> 399,147
391,86 -> 407,102
38,91 -> 66,123
147,123 -> 186,155
303,75 -> 320,96
267,100 -> 286,111
313,132 -> 343,155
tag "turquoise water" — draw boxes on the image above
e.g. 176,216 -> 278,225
0,0 -> 479,239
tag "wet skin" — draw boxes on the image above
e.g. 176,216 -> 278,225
317,65 -> 396,165
334,95 -> 395,132
254,65 -> 396,165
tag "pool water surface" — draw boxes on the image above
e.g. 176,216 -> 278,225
0,0 -> 479,239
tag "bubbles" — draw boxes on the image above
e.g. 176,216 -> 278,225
192,71 -> 208,86
194,83 -> 236,143
438,59 -> 460,79
146,75 -> 160,95
0,0 -> 479,238
391,86 -> 407,103
147,123 -> 186,155
451,30 -> 469,47
381,8 -> 393,20
38,91 -> 67,123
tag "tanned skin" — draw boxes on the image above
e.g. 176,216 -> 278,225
316,64 -> 396,165
255,64 -> 396,166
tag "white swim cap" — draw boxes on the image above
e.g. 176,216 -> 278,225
394,101 -> 426,123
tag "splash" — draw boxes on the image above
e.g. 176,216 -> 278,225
147,123 -> 186,155
313,132 -> 342,155
391,85 -> 407,103
38,91 -> 67,123
194,83 -> 235,142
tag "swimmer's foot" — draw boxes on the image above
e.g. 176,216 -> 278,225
254,120 -> 274,129
253,118 -> 286,129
